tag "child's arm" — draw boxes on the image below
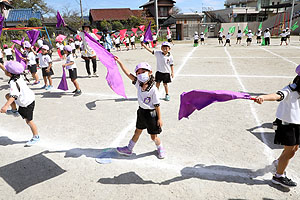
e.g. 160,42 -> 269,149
114,56 -> 135,81
46,62 -> 52,72
155,105 -> 163,127
1,97 -> 15,113
31,47 -> 38,55
62,61 -> 74,68
142,43 -> 154,54
255,93 -> 281,104
170,65 -> 174,78
0,63 -> 5,72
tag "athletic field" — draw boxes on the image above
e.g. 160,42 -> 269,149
0,37 -> 300,199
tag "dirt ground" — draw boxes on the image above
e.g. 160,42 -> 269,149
0,36 -> 300,200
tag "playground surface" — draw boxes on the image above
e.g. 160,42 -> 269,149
0,37 -> 300,199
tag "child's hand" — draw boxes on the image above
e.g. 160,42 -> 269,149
255,96 -> 264,104
171,72 -> 174,78
46,67 -> 50,72
0,105 -> 8,113
114,56 -> 120,63
62,64 -> 66,68
157,119 -> 163,127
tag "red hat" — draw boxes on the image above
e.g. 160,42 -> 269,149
153,32 -> 156,35
140,34 -> 142,37
131,33 -> 133,37
126,34 -> 129,37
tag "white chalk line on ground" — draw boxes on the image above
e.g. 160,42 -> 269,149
177,74 -> 294,79
260,47 -> 298,66
224,47 -> 274,163
189,56 -> 300,59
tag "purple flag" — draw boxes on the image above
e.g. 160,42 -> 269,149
143,21 -> 153,42
0,15 -> 4,37
12,37 -> 25,46
14,48 -> 26,69
56,11 -> 66,28
178,90 -> 252,120
84,31 -> 127,98
26,29 -> 40,45
58,67 -> 68,91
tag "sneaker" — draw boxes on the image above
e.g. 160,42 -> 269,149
93,72 -> 99,77
157,146 -> 166,159
72,89 -> 77,93
46,85 -> 53,90
32,81 -> 40,85
6,109 -> 19,117
25,136 -> 40,146
116,146 -> 132,156
41,85 -> 47,89
272,175 -> 297,188
88,74 -> 92,78
74,90 -> 82,96
165,94 -> 170,101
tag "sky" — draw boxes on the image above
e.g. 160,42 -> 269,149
45,0 -> 225,16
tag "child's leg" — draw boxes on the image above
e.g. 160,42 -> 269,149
131,128 -> 143,143
48,76 -> 52,86
276,145 -> 298,175
26,119 -> 38,136
33,72 -> 39,82
150,134 -> 161,146
156,82 -> 161,89
43,76 -> 48,86
5,93 -> 17,110
71,79 -> 80,90
163,83 -> 169,95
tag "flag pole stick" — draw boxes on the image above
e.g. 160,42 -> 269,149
289,0 -> 295,31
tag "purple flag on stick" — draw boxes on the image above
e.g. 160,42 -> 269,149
56,11 -> 66,28
58,67 -> 68,91
178,90 -> 252,120
0,15 -> 4,37
84,31 -> 127,98
143,21 -> 153,42
14,48 -> 26,69
12,37 -> 25,46
26,29 -> 40,45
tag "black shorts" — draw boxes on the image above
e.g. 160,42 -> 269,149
153,41 -> 157,44
131,42 -> 135,45
275,119 -> 300,146
68,68 -> 77,79
226,39 -> 230,43
218,37 -> 223,41
201,38 -> 204,42
126,43 -> 129,47
168,38 -> 172,42
286,35 -> 290,38
75,45 -> 80,49
155,71 -> 171,83
42,67 -> 54,77
145,41 -> 149,45
237,37 -> 242,40
6,55 -> 13,61
194,40 -> 198,44
72,49 -> 76,54
60,50 -> 65,56
136,107 -> 162,134
116,44 -> 120,48
247,38 -> 252,43
0,58 -> 3,64
257,36 -> 261,39
28,64 -> 37,73
281,37 -> 287,41
18,101 -> 35,121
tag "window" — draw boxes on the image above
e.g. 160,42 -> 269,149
159,7 -> 168,17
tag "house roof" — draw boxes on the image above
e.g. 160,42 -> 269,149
0,0 -> 13,9
140,0 -> 176,8
162,13 -> 204,26
5,8 -> 42,22
90,8 -> 143,21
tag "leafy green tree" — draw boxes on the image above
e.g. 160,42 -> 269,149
11,0 -> 54,15
125,16 -> 141,29
112,21 -> 124,30
28,18 -> 42,27
99,20 -> 112,31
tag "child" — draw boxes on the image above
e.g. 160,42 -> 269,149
38,45 -> 54,90
200,32 -> 205,45
224,32 -> 233,47
24,41 -> 40,85
256,29 -> 262,44
115,36 -> 121,51
286,28 -> 291,44
246,30 -> 253,46
0,61 -> 40,146
194,31 -> 199,47
125,34 -> 130,51
62,45 -> 82,96
280,30 -> 288,46
139,34 -> 144,49
75,38 -> 81,55
264,28 -> 271,46
0,47 -> 3,64
167,31 -> 174,45
3,44 -> 14,61
69,38 -> 77,58
236,30 -> 242,44
143,41 -> 174,101
130,33 -> 136,50
254,65 -> 300,188
152,32 -> 157,48
218,31 -> 223,44
114,57 -> 165,159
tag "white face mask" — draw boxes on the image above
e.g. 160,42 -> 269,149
137,72 -> 149,83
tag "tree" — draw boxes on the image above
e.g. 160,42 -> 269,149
11,0 -> 54,15
125,16 -> 141,29
112,21 -> 124,31
171,6 -> 181,15
99,20 -> 112,31
28,18 -> 42,27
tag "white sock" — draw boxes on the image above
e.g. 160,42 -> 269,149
275,173 -> 284,178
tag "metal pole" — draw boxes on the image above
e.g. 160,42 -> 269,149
289,0 -> 295,30
155,0 -> 159,33
44,26 -> 52,46
80,0 -> 83,19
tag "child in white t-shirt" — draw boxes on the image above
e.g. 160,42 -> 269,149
236,30 -> 242,44
224,32 -> 233,47
68,38 -> 77,58
23,41 -> 40,85
3,44 -> 14,61
194,32 -> 199,47
200,32 -> 205,45
218,31 -> 223,45
115,36 -> 121,51
143,41 -> 174,101
125,35 -> 130,51
246,30 -> 254,46
256,29 -> 262,44
0,61 -> 40,146
38,45 -> 53,90
152,32 -> 157,48
280,30 -> 288,46
130,33 -> 136,50
62,45 -> 82,96
139,34 -> 144,49
114,57 -> 165,159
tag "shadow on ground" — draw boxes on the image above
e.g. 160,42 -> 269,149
86,98 -> 137,110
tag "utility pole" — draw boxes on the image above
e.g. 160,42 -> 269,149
80,0 -> 83,19
289,0 -> 295,31
155,0 -> 159,33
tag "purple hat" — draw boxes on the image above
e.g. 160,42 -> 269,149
63,45 -> 72,52
41,45 -> 49,50
161,41 -> 171,47
5,61 -> 24,75
296,65 -> 300,75
24,41 -> 31,48
135,62 -> 152,73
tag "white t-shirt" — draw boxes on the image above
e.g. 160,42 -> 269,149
200,34 -> 204,39
226,34 -> 231,39
264,31 -> 270,38
247,33 -> 253,38
38,53 -> 52,68
286,31 -> 291,36
154,50 -> 174,74
70,42 -> 76,50
0,50 -> 3,58
37,39 -> 43,48
280,32 -> 287,37
75,41 -> 80,46
125,38 -> 129,43
9,77 -> 35,107
218,33 -> 223,38
237,33 -> 243,38
4,48 -> 12,56
276,84 -> 300,124
166,34 -> 171,39
65,54 -> 76,70
194,35 -> 199,40
140,36 -> 144,42
135,81 -> 160,110
115,38 -> 120,44
153,35 -> 157,41
27,52 -> 36,65
59,44 -> 64,51
130,36 -> 135,42
257,31 -> 262,36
